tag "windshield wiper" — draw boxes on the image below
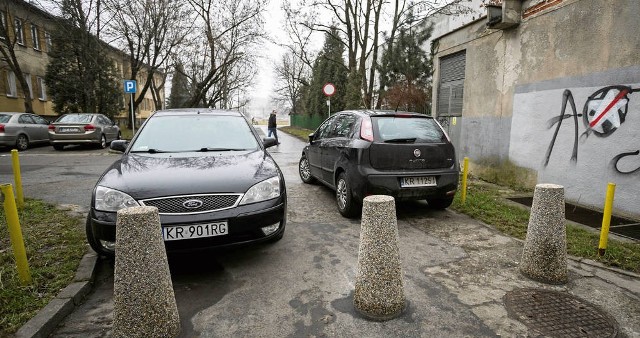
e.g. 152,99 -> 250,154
199,147 -> 248,152
130,148 -> 170,153
384,138 -> 417,143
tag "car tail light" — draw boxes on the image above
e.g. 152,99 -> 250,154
84,124 -> 96,131
0,124 -> 4,132
360,117 -> 373,141
48,124 -> 55,131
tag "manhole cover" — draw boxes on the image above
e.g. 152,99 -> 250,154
504,288 -> 619,338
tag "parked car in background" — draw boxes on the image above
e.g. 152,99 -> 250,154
49,113 -> 121,150
86,108 -> 286,256
298,109 -> 459,218
0,112 -> 51,151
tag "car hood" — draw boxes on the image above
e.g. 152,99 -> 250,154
97,150 -> 280,200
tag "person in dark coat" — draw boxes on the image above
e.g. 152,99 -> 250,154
268,110 -> 279,144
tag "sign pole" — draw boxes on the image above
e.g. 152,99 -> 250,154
130,94 -> 135,135
322,83 -> 336,118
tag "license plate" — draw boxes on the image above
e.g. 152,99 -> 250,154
162,222 -> 228,241
400,176 -> 437,187
59,127 -> 79,133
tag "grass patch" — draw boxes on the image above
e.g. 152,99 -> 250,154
280,126 -> 313,141
452,180 -> 640,274
0,199 -> 86,336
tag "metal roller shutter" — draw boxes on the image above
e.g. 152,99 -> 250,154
438,51 -> 466,117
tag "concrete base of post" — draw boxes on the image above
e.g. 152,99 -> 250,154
520,183 -> 568,284
354,195 -> 405,321
113,206 -> 180,338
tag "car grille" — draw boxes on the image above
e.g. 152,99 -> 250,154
140,194 -> 242,215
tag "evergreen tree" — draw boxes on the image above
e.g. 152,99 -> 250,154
303,27 -> 348,118
378,13 -> 433,113
168,63 -> 191,108
45,22 -> 121,119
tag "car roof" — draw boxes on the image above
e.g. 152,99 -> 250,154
151,108 -> 244,117
336,109 -> 431,118
0,112 -> 25,115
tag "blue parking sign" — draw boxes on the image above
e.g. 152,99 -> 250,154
124,80 -> 137,94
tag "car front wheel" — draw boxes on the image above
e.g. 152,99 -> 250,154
336,172 -> 360,218
298,155 -> 316,184
427,197 -> 454,210
16,134 -> 28,151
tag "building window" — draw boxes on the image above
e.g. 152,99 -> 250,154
24,74 -> 33,98
14,18 -> 25,45
37,76 -> 46,100
0,11 -> 7,40
437,50 -> 466,116
31,24 -> 40,50
6,71 -> 17,97
44,31 -> 52,51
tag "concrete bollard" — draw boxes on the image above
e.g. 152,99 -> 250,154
113,206 -> 180,338
520,183 -> 568,284
354,195 -> 405,321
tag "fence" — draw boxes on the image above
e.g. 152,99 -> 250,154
290,113 -> 326,131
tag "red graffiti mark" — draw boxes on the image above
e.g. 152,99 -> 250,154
589,88 -> 629,128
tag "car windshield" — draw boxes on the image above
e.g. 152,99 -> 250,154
57,114 -> 93,123
0,114 -> 11,123
130,114 -> 259,152
374,116 -> 446,143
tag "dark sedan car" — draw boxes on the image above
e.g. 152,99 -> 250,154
298,110 -> 459,218
86,109 -> 286,256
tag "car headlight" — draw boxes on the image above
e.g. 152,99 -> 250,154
239,176 -> 281,205
94,186 -> 140,212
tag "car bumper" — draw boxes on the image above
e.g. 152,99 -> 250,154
49,131 -> 100,144
89,197 -> 287,252
350,167 -> 459,201
0,135 -> 17,146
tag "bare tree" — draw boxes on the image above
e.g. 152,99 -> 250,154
103,0 -> 190,127
293,0 -> 473,108
176,0 -> 267,109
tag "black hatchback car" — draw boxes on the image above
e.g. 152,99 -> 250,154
298,110 -> 458,217
86,109 -> 286,256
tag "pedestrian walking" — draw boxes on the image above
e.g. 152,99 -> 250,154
268,110 -> 279,144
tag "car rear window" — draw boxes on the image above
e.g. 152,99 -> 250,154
0,114 -> 10,123
131,115 -> 259,152
57,114 -> 93,123
373,116 -> 446,143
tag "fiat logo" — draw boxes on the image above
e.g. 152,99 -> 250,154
183,199 -> 203,209
413,149 -> 421,158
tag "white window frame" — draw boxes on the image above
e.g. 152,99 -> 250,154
14,18 -> 24,45
31,24 -> 40,50
24,74 -> 32,98
37,76 -> 46,100
6,71 -> 17,97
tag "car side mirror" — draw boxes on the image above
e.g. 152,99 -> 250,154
308,133 -> 315,143
263,137 -> 278,148
110,140 -> 129,152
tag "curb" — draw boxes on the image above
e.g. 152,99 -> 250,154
15,251 -> 99,338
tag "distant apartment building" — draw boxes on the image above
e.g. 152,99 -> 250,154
0,0 -> 164,124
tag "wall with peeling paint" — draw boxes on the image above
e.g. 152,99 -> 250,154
432,0 -> 640,217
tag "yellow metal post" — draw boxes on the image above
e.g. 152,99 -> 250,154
1,184 -> 32,285
461,157 -> 469,204
11,149 -> 24,208
598,183 -> 616,257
